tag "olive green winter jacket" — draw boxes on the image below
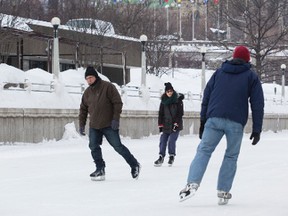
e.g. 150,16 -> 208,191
79,78 -> 123,129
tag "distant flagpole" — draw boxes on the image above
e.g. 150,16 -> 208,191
166,5 -> 169,35
217,0 -> 220,40
191,0 -> 195,40
205,0 -> 208,40
178,0 -> 182,40
153,0 -> 156,37
226,0 -> 231,41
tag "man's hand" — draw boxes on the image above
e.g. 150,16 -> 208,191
111,120 -> 119,130
159,124 -> 163,133
250,132 -> 260,145
79,126 -> 86,136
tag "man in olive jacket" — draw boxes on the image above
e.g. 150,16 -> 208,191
79,66 -> 140,181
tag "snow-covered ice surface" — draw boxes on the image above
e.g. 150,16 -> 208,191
1,61 -> 288,216
0,126 -> 287,216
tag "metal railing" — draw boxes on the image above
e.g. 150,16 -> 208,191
2,81 -> 203,101
2,81 -> 288,104
119,85 -> 202,101
2,81 -> 85,95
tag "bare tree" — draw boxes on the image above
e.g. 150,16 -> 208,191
105,1 -> 152,38
18,0 -> 45,19
0,2 -> 21,65
220,0 -> 288,79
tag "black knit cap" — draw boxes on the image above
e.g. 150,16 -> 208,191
164,82 -> 174,92
85,66 -> 99,79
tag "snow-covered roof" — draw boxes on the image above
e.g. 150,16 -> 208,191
0,13 -> 32,32
65,18 -> 115,35
0,13 -> 139,42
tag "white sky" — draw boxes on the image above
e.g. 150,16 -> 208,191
1,63 -> 288,215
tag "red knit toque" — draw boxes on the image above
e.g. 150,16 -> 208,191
233,46 -> 250,63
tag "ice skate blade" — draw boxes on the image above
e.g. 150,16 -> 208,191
91,176 -> 105,181
218,198 -> 229,205
154,164 -> 162,167
179,190 -> 196,202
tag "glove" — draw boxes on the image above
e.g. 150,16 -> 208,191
250,132 -> 260,145
79,126 -> 86,136
172,123 -> 179,132
158,124 -> 163,133
199,120 -> 206,139
111,119 -> 119,130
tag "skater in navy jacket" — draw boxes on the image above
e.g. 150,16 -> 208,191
179,46 -> 264,204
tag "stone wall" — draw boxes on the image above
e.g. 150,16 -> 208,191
0,108 -> 287,143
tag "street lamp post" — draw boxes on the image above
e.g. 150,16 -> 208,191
201,46 -> 207,95
226,0 -> 230,41
51,17 -> 61,80
281,64 -> 286,100
140,34 -> 148,87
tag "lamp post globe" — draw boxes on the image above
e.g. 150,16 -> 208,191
51,17 -> 60,37
140,35 -> 148,50
51,17 -> 61,26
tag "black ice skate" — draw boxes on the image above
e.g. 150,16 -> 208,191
179,183 -> 199,202
131,163 -> 141,180
168,155 -> 175,167
90,167 -> 105,181
217,190 -> 232,205
154,155 -> 164,167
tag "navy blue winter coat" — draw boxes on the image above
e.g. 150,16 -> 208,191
200,59 -> 264,133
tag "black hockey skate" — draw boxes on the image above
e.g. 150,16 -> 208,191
131,163 -> 141,180
168,155 -> 174,167
90,167 -> 105,181
154,155 -> 164,167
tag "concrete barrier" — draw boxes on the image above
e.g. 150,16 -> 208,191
0,108 -> 79,143
0,108 -> 287,143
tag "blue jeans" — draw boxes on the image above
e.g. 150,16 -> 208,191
159,131 -> 179,157
89,127 -> 138,169
187,117 -> 243,192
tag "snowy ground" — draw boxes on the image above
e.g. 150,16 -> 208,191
1,129 -> 287,216
1,63 -> 288,113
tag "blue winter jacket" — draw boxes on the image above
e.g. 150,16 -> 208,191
200,59 -> 264,133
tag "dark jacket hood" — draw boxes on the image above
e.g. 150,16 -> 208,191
178,93 -> 185,101
222,59 -> 251,74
